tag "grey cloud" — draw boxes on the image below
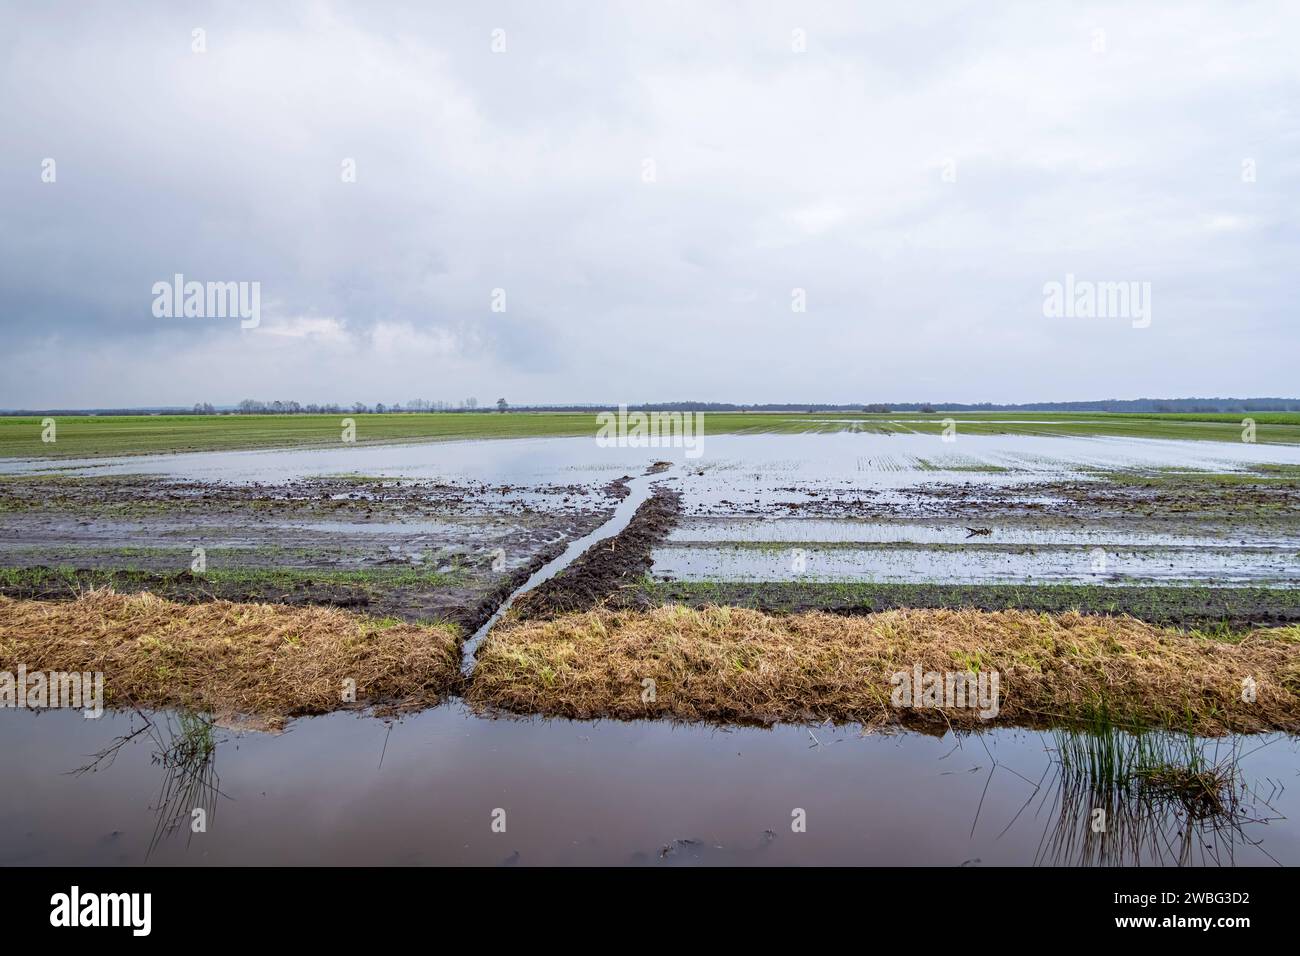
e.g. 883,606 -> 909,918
1,1 -> 1297,406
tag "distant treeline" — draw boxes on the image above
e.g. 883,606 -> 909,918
0,398 -> 495,416
3,397 -> 1298,416
225,398 -> 492,414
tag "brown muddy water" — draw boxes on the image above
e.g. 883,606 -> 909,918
2,706 -> 1296,866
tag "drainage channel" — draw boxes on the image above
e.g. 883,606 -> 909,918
459,468 -> 674,674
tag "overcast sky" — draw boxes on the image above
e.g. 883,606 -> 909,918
1,1 -> 1296,408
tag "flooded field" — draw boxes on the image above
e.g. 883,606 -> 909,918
5,432 -> 1299,594
9,429 -> 1300,482
2,430 -> 1299,865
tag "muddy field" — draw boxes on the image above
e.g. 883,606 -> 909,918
3,432 -> 1300,866
2,433 -> 1299,629
0,472 -> 629,633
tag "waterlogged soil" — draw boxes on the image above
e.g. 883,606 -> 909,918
3,705 -> 1297,866
513,486 -> 684,618
3,434 -> 1300,624
660,467 -> 1300,594
680,470 -> 1300,533
901,472 -> 1300,533
0,473 -> 629,632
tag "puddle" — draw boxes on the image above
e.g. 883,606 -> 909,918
1,707 -> 1293,866
669,518 -> 1300,548
653,543 -> 1300,586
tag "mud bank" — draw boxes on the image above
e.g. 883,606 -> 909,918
511,486 -> 684,618
679,465 -> 1300,533
893,470 -> 1300,533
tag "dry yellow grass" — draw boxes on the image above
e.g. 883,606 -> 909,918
0,590 -> 461,726
467,605 -> 1300,734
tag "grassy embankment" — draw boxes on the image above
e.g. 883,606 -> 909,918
0,591 -> 460,727
469,604 -> 1300,734
4,592 -> 1298,732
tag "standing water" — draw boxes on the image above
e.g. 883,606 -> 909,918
460,469 -> 671,672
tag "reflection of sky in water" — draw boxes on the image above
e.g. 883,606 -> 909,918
2,707 -> 1295,867
652,543 -> 1300,586
4,432 -> 1300,486
669,519 -> 1300,548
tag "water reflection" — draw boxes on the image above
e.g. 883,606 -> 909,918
1,706 -> 1292,866
981,728 -> 1287,866
72,710 -> 225,858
